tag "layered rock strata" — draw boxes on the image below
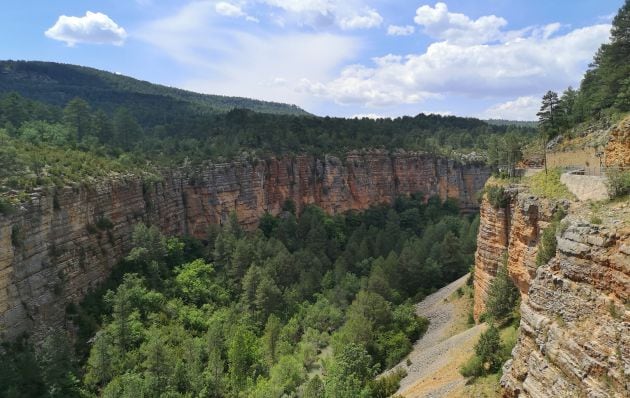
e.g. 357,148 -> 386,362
474,186 -> 630,397
0,152 -> 489,341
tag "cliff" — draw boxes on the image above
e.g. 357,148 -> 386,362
605,115 -> 630,167
473,184 -> 630,397
0,152 -> 489,341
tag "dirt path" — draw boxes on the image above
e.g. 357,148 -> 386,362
385,274 -> 487,398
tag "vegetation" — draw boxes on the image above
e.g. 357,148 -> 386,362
527,168 -> 573,200
0,61 -> 308,117
607,169 -> 630,197
535,209 -> 567,267
483,185 -> 509,209
535,1 -> 630,137
484,258 -> 520,322
0,195 -> 479,397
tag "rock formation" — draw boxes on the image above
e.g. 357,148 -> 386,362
473,184 -> 630,397
0,152 -> 489,341
605,116 -> 630,168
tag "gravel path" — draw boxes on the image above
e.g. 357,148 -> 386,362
384,274 -> 486,397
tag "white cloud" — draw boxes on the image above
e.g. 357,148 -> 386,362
387,25 -> 415,36
45,11 -> 127,46
216,2 -> 246,17
338,8 -> 383,30
414,2 -> 507,44
481,96 -> 540,120
136,0 -> 359,106
260,0 -> 382,30
300,23 -> 611,106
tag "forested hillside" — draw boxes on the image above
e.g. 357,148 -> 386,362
0,61 -> 308,118
1,196 -> 479,397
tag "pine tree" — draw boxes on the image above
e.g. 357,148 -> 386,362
63,98 -> 92,142
537,91 -> 560,173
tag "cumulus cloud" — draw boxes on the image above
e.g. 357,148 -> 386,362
414,2 -> 507,44
300,23 -> 611,106
481,96 -> 540,120
338,8 -> 383,30
260,0 -> 383,30
387,25 -> 415,36
216,2 -> 246,17
45,11 -> 127,46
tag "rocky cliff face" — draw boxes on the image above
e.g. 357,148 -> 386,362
473,189 -> 561,321
0,152 -> 489,341
473,186 -> 630,397
605,116 -> 630,167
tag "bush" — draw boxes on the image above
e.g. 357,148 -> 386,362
460,354 -> 484,377
370,367 -> 407,398
607,169 -> 630,198
484,185 -> 508,209
11,224 -> 23,247
485,257 -> 520,322
0,196 -> 15,215
95,216 -> 114,230
535,209 -> 566,267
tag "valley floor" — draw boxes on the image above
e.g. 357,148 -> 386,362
387,274 -> 489,398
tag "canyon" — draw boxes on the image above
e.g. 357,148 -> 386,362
0,152 -> 489,341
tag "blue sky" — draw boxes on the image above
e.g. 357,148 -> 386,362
1,0 -> 624,119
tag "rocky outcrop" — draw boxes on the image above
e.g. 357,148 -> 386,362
473,185 -> 630,397
473,188 -> 561,321
0,152 -> 490,341
605,116 -> 630,167
502,221 -> 629,397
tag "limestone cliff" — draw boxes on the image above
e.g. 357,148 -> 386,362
0,152 -> 489,341
473,185 -> 630,397
605,116 -> 630,167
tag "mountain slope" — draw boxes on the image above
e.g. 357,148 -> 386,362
0,60 -> 309,120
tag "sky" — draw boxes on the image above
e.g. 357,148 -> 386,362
0,0 -> 624,120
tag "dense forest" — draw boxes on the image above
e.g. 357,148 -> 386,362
1,196 -> 479,398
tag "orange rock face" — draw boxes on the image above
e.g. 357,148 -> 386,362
474,184 -> 630,397
605,116 -> 630,167
0,152 -> 489,340
473,190 -> 559,321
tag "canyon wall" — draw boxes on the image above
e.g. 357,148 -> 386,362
605,115 -> 630,167
473,186 -> 630,397
0,152 -> 489,341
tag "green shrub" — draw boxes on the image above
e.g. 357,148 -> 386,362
11,224 -> 23,247
607,169 -> 630,198
370,367 -> 407,398
485,257 -> 520,322
535,209 -> 566,267
484,185 -> 509,209
95,216 -> 114,230
0,196 -> 15,215
460,354 -> 484,377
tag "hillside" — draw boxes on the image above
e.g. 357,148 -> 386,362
0,60 -> 309,121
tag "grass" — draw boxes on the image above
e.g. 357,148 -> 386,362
526,168 -> 574,200
459,373 -> 501,397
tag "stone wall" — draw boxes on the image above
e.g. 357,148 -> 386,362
0,152 -> 490,341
